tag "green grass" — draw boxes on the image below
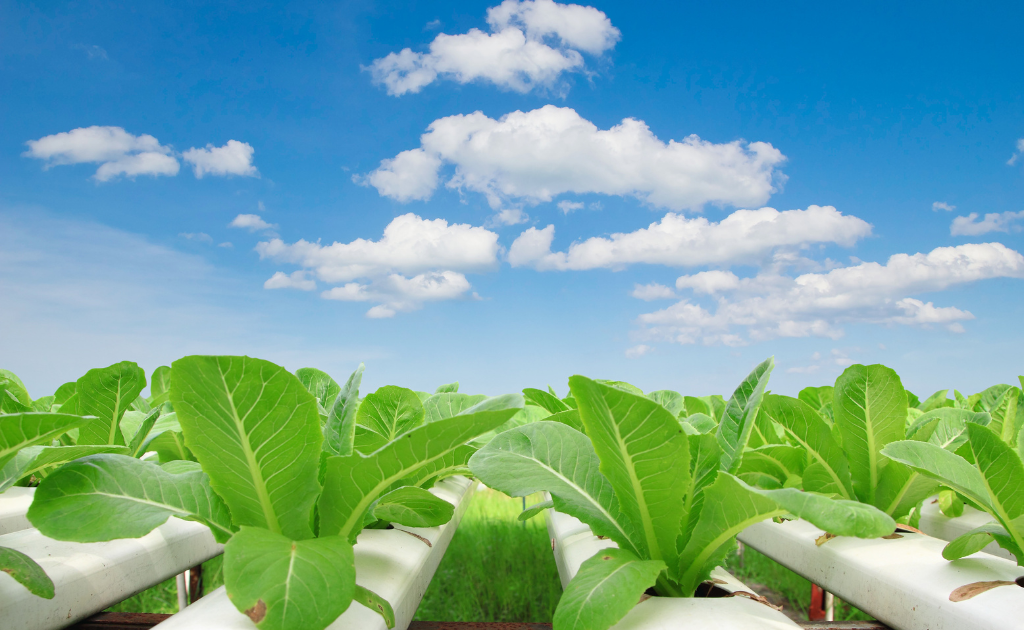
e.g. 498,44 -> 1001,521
414,487 -> 562,623
724,544 -> 872,622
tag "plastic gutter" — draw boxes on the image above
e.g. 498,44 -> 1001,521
738,517 -> 1024,630
917,496 -> 1015,562
0,486 -> 35,535
544,505 -> 800,629
152,475 -> 476,630
0,517 -> 223,629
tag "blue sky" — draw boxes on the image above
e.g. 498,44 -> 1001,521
2,0 -> 1023,399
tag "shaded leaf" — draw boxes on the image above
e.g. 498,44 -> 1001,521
0,546 -> 54,599
323,364 -> 364,458
716,357 -> 774,474
372,485 -> 454,527
353,585 -> 395,629
553,548 -> 665,630
295,368 -> 342,412
0,412 -> 88,469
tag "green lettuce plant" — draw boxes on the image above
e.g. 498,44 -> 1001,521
27,355 -> 523,630
469,359 -> 895,630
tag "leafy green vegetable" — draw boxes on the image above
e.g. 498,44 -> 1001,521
75,361 -> 147,446
296,368 -> 342,413
0,412 -> 88,469
716,357 -> 774,473
354,386 -> 425,454
323,364 -> 363,458
171,356 -> 322,540
0,546 -> 54,599
372,486 -> 454,527
224,527 -> 355,630
552,548 -> 665,630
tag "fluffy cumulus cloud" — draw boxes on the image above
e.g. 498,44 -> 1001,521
182,140 -> 258,178
23,126 -> 179,182
508,205 -> 870,270
633,242 -> 1024,346
361,105 -> 787,212
932,201 -> 956,212
264,270 -> 317,291
255,213 -> 500,317
24,126 -> 257,182
230,213 -> 278,232
367,0 -> 619,96
950,211 -> 1024,236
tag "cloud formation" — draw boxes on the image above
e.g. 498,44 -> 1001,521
24,126 -> 179,182
633,242 -> 1024,346
255,213 -> 500,317
182,140 -> 258,178
367,0 -> 619,96
362,105 -> 787,212
24,127 -> 258,183
1008,138 -> 1024,166
264,270 -> 316,291
230,213 -> 278,232
950,211 -> 1024,236
508,205 -> 871,271
932,201 -> 955,212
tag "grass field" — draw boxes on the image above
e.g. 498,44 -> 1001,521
108,486 -> 872,624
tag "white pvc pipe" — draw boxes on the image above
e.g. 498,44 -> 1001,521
544,506 -> 800,629
918,497 -> 1015,562
0,517 -> 223,629
0,487 -> 36,535
738,518 -> 1024,630
153,475 -> 476,630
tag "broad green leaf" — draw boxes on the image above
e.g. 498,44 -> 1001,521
798,386 -> 834,412
0,412 -> 88,469
398,444 -> 475,488
703,395 -> 726,422
75,361 -> 146,446
29,454 -> 236,543
906,390 -> 921,408
595,380 -> 644,396
127,409 -> 161,457
53,382 -> 76,406
990,387 -> 1021,445
171,356 -> 322,540
682,413 -> 716,434
518,499 -> 554,521
0,546 -> 54,599
834,364 -> 907,504
149,431 -> 194,463
323,364 -> 364,458
761,394 -> 853,499
553,548 -> 665,630
735,474 -> 896,538
676,473 -> 789,594
716,357 -> 774,474
295,368 -> 342,412
942,522 -> 1021,562
0,370 -> 30,404
353,585 -> 395,629
117,410 -> 149,444
469,404 -> 551,449
149,366 -> 172,407
737,445 -> 806,488
906,408 -> 990,450
875,459 -> 940,518
0,444 -> 128,491
978,384 -> 1013,412
0,389 -> 31,414
372,486 -> 454,527
435,381 -> 459,394
354,386 -> 425,454
919,389 -> 953,412
968,423 -> 1024,550
423,393 -> 488,423
881,440 -> 993,513
939,489 -> 965,518
543,409 -> 586,433
129,395 -> 152,414
30,396 -> 55,412
683,433 -> 721,536
320,394 -> 523,541
571,376 -> 689,568
469,421 -> 640,555
648,390 -> 685,417
683,396 -> 711,417
523,388 -> 571,414
224,527 -> 355,630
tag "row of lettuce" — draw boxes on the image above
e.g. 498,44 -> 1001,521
0,358 -> 1020,630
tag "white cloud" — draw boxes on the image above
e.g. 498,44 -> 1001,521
634,242 -> 1024,346
256,213 -> 500,317
182,140 -> 258,178
229,214 -> 278,232
24,126 -> 179,182
675,270 -> 740,294
509,205 -> 871,271
950,211 -> 1024,236
218,242 -> 234,248
362,106 -> 787,211
1008,138 -> 1024,166
631,283 -> 676,301
367,0 -> 618,96
264,270 -> 316,291
932,201 -> 955,212
179,232 -> 213,243
625,344 -> 652,359
557,200 -> 584,213
489,208 -> 530,226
